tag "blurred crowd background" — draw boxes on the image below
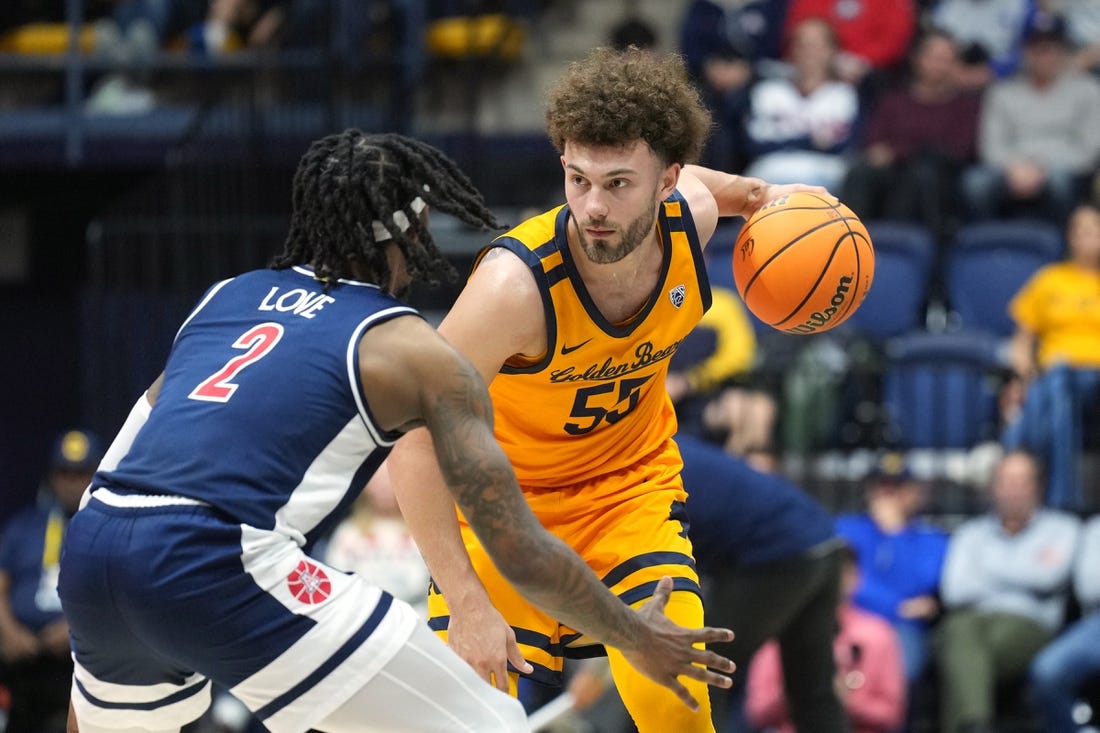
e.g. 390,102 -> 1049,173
0,1 -> 1099,731
1,0 -> 1095,523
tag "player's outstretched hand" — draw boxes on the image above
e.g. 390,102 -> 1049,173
623,576 -> 735,712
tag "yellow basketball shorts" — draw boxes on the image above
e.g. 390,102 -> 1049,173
426,443 -> 703,685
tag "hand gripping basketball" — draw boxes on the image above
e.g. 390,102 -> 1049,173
732,191 -> 874,334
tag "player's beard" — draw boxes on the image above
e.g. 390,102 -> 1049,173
576,202 -> 659,265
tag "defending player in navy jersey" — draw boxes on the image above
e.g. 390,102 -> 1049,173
58,130 -> 736,733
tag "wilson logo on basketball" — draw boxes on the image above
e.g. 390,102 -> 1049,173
786,275 -> 853,335
739,237 -> 754,260
731,191 -> 874,334
287,560 -> 331,604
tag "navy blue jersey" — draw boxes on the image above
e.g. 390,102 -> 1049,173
99,266 -> 417,542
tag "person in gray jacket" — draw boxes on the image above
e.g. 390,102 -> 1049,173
1028,514 -> 1100,733
960,12 -> 1100,224
936,449 -> 1081,733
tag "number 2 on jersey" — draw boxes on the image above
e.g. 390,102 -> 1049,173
189,322 -> 285,403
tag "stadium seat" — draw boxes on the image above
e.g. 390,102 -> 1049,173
881,329 -> 1003,449
946,220 -> 1064,338
846,220 -> 935,342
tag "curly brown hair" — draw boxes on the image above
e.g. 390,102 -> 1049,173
545,46 -> 712,166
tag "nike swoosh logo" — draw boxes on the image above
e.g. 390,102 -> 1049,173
560,338 -> 593,355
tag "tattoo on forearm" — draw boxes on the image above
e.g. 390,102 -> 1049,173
428,360 -> 643,649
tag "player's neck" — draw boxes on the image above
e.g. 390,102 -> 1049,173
568,226 -> 663,324
574,232 -> 660,289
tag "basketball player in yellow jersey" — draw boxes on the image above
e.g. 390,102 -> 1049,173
389,47 -> 827,732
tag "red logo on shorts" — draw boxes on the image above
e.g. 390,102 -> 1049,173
287,560 -> 331,604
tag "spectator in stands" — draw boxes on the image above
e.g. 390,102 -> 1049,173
929,0 -> 1036,84
1028,512 -> 1100,733
783,0 -> 917,90
97,0 -> 205,61
842,29 -> 980,240
961,11 -> 1100,225
102,0 -> 322,56
835,452 -> 948,684
679,0 -> 791,171
1001,201 -> 1100,511
0,429 -> 102,733
608,13 -> 658,53
742,17 -> 859,191
680,433 -> 848,733
745,543 -> 906,733
89,0 -> 329,112
1041,0 -> 1100,72
322,463 -> 430,618
936,449 -> 1080,733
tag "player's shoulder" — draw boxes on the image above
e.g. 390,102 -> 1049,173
357,313 -> 463,391
498,205 -> 563,247
673,170 -> 709,209
468,245 -> 543,307
434,243 -> 546,367
672,170 -> 719,244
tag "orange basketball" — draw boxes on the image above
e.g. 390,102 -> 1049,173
732,192 -> 874,335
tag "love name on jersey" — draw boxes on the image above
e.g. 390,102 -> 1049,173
549,339 -> 682,383
258,286 -> 335,319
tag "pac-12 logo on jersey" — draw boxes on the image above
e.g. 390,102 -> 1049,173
669,284 -> 686,308
287,560 -> 332,604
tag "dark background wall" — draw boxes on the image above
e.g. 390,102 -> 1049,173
0,133 -> 561,523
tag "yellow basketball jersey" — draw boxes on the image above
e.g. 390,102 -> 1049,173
477,191 -> 712,488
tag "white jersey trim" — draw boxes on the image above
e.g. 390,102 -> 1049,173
72,661 -> 207,704
233,526 -> 419,732
70,660 -> 212,729
346,306 -> 418,447
174,277 -> 235,343
272,416 -> 379,541
290,265 -> 382,289
91,488 -> 211,509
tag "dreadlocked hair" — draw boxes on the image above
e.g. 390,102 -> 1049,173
273,129 -> 502,290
